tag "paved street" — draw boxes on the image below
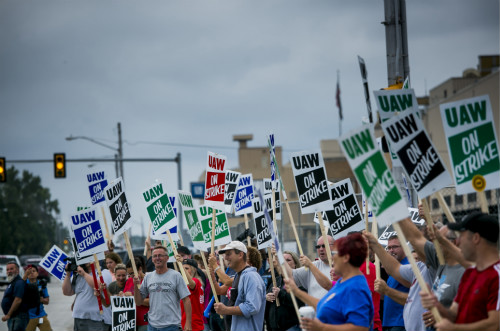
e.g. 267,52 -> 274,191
0,277 -> 74,331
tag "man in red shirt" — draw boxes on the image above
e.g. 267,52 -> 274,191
420,212 -> 500,331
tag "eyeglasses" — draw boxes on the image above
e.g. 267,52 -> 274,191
152,254 -> 167,259
386,245 -> 401,250
315,244 -> 334,249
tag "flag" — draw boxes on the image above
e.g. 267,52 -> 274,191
336,80 -> 343,121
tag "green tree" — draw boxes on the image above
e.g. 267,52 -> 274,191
0,166 -> 67,255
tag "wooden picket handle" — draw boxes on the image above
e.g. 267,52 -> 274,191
420,199 -> 445,265
478,191 -> 489,213
267,247 -> 280,306
243,213 -> 251,245
200,252 -> 220,304
393,222 -> 442,323
279,256 -> 301,321
166,229 -> 190,285
434,192 -> 456,223
284,199 -> 304,257
271,187 -> 278,236
144,223 -> 152,256
371,216 -> 380,279
101,206 -> 111,241
364,200 -> 370,275
123,232 -> 140,289
317,212 -> 333,268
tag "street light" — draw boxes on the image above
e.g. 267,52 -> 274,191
65,122 -> 124,181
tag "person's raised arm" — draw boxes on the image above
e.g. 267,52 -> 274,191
284,276 -> 320,309
374,278 -> 408,305
430,225 -> 472,269
299,255 -> 332,291
363,231 -> 411,288
208,254 -> 232,287
62,265 -> 75,296
133,276 -> 145,306
175,254 -> 196,290
398,217 -> 428,263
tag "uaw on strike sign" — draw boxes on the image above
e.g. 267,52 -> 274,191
87,170 -> 108,205
105,177 -> 132,236
205,152 -> 226,210
70,207 -> 107,256
112,296 -> 136,331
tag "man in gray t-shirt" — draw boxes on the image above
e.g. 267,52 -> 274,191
134,246 -> 191,330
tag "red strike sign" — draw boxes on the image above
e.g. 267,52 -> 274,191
204,152 -> 226,209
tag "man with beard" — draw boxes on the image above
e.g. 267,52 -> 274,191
1,261 -> 28,331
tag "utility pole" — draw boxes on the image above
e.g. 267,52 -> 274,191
383,0 -> 417,208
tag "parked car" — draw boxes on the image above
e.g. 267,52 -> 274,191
23,258 -> 51,283
20,254 -> 42,266
0,255 -> 24,286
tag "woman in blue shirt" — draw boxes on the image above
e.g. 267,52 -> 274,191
286,232 -> 374,331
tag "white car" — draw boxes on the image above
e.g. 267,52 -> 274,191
0,255 -> 24,286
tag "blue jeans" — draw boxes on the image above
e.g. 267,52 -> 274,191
7,312 -> 28,331
147,325 -> 182,331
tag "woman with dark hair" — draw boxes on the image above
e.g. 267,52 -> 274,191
123,256 -> 149,331
286,233 -> 374,331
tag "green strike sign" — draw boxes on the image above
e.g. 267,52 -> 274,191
142,183 -> 176,234
339,125 -> 407,227
440,95 -> 500,194
178,191 -> 205,248
198,206 -> 231,247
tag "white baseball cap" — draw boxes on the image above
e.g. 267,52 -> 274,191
219,241 -> 247,254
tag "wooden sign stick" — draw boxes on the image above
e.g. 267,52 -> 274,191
478,191 -> 489,213
267,247 -> 280,306
420,199 -> 446,265
200,252 -> 220,304
393,222 -> 442,323
101,206 -> 111,241
434,192 -> 456,223
211,209 -> 216,256
317,212 -> 333,268
123,232 -> 139,279
364,201 -> 370,274
280,259 -> 301,321
166,229 -> 190,285
371,216 -> 380,279
284,199 -> 304,256
243,213 -> 251,245
144,223 -> 152,256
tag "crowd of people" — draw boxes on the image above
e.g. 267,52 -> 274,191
1,211 -> 499,331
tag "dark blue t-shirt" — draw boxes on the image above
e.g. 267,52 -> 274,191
1,275 -> 27,316
316,274 -> 373,330
382,257 -> 409,327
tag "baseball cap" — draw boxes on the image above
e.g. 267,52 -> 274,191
182,259 -> 198,269
219,241 -> 247,254
448,212 -> 499,243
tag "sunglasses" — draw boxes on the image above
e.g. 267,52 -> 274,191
315,244 -> 333,249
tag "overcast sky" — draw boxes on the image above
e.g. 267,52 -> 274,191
1,0 -> 498,243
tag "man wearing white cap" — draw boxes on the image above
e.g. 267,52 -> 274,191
214,241 -> 266,331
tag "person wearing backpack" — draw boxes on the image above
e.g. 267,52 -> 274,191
23,265 -> 52,331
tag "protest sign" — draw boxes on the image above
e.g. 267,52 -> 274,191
323,179 -> 364,238
198,206 -> 231,247
374,88 -> 419,165
339,125 -> 407,227
263,178 -> 281,221
440,95 -> 500,194
378,207 -> 425,244
224,170 -> 241,213
252,198 -> 273,249
112,296 -> 136,331
87,170 -> 108,205
382,110 -> 452,198
69,233 -> 105,265
104,178 -> 132,236
204,152 -> 226,210
141,182 -> 176,234
40,245 -> 68,282
290,150 -> 331,214
70,206 -> 107,256
233,174 -> 255,216
178,191 -> 207,251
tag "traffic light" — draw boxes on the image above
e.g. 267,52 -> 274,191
54,153 -> 66,178
0,157 -> 5,182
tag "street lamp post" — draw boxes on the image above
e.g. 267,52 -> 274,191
66,122 -> 124,181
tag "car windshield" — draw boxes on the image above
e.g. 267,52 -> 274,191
0,257 -> 15,265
